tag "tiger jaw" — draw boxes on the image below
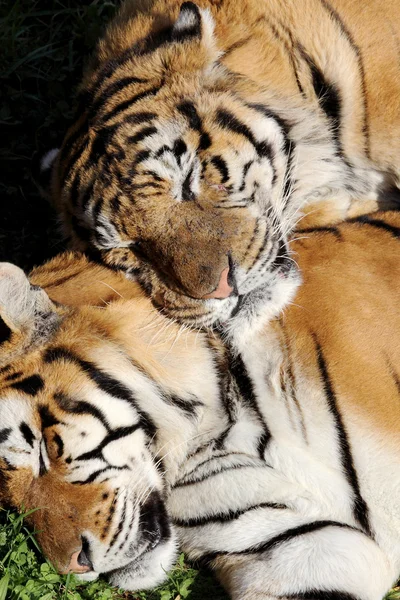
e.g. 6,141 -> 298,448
145,234 -> 301,328
77,492 -> 178,590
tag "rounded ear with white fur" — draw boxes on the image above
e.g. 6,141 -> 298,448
171,2 -> 211,43
0,263 -> 60,364
147,1 -> 221,76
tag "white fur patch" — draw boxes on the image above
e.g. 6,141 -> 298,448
40,148 -> 59,172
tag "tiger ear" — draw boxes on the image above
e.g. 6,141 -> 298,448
171,2 -> 210,42
0,263 -> 59,357
166,2 -> 221,72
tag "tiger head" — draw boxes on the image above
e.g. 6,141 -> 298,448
42,0 -> 339,327
0,259 -> 202,590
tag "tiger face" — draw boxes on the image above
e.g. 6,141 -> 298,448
45,1 -> 351,327
0,262 -> 177,589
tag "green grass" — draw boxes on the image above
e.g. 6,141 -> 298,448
0,509 -> 228,600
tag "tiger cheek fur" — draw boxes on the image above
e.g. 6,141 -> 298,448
23,477 -> 108,573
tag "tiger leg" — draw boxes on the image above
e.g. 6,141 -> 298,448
212,523 -> 396,600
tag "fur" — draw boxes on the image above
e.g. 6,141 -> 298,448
1,212 -> 400,597
40,0 -> 400,326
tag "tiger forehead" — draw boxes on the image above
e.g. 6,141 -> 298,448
65,93 -> 280,226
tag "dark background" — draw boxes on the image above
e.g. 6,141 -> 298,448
0,0 -> 119,271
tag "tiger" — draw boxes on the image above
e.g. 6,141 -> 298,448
38,0 -> 400,328
1,210 -> 400,599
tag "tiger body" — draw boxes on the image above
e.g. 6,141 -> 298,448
43,0 -> 400,326
1,213 -> 400,598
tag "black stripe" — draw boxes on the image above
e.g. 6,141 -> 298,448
318,0 -> 370,157
173,501 -> 287,527
173,462 -> 265,489
76,424 -> 142,461
131,182 -> 163,192
287,591 -> 361,600
176,102 -> 211,151
87,125 -> 118,166
177,101 -> 203,131
88,76 -> 147,121
54,392 -> 111,432
127,125 -> 157,146
4,371 -> 23,382
213,426 -> 231,451
224,36 -> 251,58
38,405 -> 60,429
296,226 -> 342,239
313,336 -> 371,535
386,360 -> 400,396
216,109 -> 274,159
43,347 -> 156,438
348,215 -> 400,239
162,394 -> 203,417
0,318 -> 12,345
39,449 -> 47,476
201,519 -> 356,565
228,351 -> 271,455
117,506 -> 138,552
210,155 -> 229,183
127,149 -> 151,178
74,467 -> 110,485
11,375 -> 44,396
101,85 -> 163,124
297,46 -> 343,157
257,16 -> 305,97
279,321 -> 308,442
53,433 -> 64,459
199,132 -> 211,150
310,63 -> 341,148
246,102 -> 292,149
69,171 -> 81,207
19,423 -> 35,448
0,428 -> 11,445
173,138 -> 188,160
82,8 -> 198,109
242,218 -> 262,263
108,493 -> 128,550
237,160 -> 253,192
124,111 -> 157,126
256,430 -> 271,460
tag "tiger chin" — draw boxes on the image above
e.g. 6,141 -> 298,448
38,0 -> 400,327
2,213 -> 400,599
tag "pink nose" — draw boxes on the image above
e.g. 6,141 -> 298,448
67,550 -> 91,574
202,266 -> 233,299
